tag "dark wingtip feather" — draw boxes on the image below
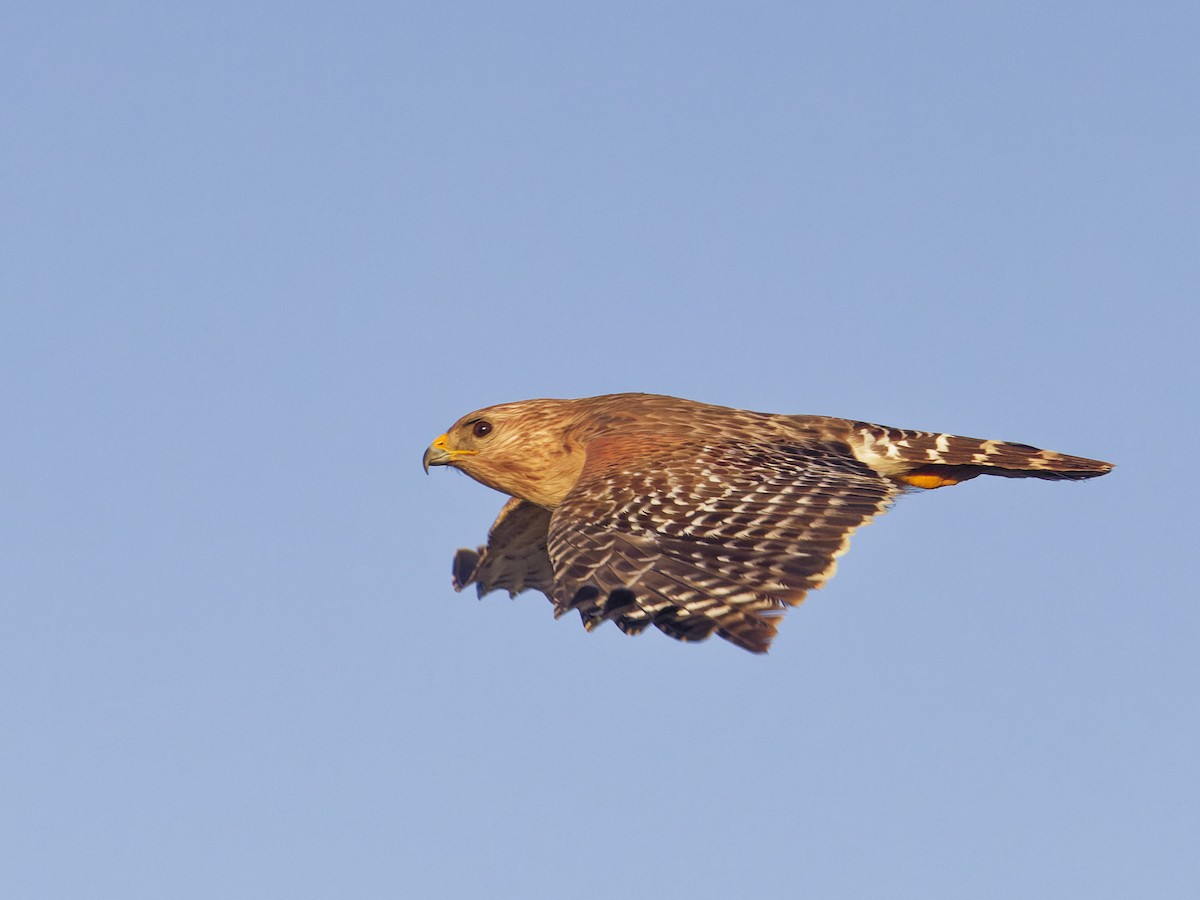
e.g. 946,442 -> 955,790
451,547 -> 482,592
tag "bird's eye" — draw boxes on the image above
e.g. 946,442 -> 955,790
472,420 -> 493,438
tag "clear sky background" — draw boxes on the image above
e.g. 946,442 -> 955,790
3,3 -> 1197,898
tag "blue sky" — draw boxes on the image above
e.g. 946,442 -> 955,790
3,3 -> 1197,898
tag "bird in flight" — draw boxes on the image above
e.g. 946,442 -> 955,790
423,393 -> 1112,653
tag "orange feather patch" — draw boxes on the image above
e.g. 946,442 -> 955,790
897,466 -> 967,489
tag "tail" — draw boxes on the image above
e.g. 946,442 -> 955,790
849,422 -> 1114,489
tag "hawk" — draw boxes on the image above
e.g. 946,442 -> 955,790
422,393 -> 1112,653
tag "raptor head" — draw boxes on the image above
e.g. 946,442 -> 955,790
423,398 -> 591,508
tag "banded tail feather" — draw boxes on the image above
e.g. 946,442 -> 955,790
850,423 -> 1113,489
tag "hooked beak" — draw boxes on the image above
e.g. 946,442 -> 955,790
423,433 -> 472,473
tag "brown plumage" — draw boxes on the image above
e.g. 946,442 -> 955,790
423,393 -> 1112,653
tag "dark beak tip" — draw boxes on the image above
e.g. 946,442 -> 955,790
423,442 -> 453,473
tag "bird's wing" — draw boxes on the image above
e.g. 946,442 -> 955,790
546,436 -> 900,652
451,497 -> 555,599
